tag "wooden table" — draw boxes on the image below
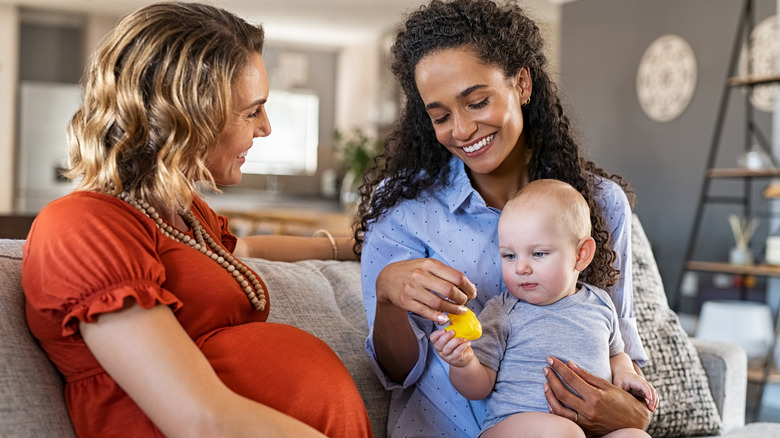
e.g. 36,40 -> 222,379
218,208 -> 355,237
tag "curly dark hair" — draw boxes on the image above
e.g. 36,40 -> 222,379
354,0 -> 635,290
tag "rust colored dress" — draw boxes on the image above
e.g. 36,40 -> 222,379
22,191 -> 372,437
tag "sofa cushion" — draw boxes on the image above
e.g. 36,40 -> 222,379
244,258 -> 390,436
0,239 -> 75,437
631,217 -> 723,436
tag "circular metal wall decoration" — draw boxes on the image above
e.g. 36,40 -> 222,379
743,15 -> 778,112
636,34 -> 697,122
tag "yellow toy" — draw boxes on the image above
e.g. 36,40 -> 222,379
445,308 -> 482,340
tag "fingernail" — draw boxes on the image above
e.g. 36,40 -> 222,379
437,314 -> 449,324
570,361 -> 579,368
543,367 -> 548,376
459,306 -> 468,313
547,403 -> 552,412
546,357 -> 553,365
543,382 -> 549,392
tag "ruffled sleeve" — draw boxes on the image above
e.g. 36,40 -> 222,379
23,192 -> 183,338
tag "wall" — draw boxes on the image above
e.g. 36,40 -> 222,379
0,5 -> 19,213
335,38 -> 382,135
560,0 -> 776,310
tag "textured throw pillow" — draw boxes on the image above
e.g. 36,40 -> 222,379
630,216 -> 723,436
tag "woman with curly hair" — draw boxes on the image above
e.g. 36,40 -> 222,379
23,2 -> 371,437
356,0 -> 651,436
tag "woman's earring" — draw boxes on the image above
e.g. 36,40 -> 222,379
522,96 -> 531,106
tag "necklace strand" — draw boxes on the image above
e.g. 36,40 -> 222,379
118,192 -> 266,311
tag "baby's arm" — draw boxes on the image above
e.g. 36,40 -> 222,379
430,329 -> 496,400
610,352 -> 658,412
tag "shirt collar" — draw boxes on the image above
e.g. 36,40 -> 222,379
443,156 -> 492,214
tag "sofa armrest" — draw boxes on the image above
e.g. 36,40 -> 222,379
691,338 -> 747,434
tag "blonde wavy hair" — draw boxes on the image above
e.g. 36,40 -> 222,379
65,2 -> 265,211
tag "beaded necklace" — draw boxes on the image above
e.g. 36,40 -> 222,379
118,192 -> 266,311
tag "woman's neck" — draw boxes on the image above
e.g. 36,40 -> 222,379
467,144 -> 530,210
470,171 -> 527,210
155,202 -> 190,232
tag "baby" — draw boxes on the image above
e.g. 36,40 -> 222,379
431,179 -> 657,437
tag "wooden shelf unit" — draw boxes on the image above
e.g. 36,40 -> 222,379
685,261 -> 780,277
748,367 -> 780,384
706,168 -> 780,178
673,0 -> 780,421
728,74 -> 780,87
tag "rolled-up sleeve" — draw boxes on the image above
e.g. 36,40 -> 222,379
364,313 -> 432,390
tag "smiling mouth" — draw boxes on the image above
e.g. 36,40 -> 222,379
238,151 -> 248,159
463,134 -> 495,153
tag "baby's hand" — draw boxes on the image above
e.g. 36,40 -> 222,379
614,371 -> 659,412
430,329 -> 476,368
444,308 -> 482,340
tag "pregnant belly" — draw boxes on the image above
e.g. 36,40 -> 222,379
197,322 -> 370,436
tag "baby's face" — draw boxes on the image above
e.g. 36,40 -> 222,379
498,207 -> 582,305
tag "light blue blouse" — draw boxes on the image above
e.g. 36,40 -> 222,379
361,156 -> 647,438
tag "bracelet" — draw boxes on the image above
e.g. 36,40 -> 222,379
313,229 -> 338,260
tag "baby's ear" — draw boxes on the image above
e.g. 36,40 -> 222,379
575,237 -> 596,271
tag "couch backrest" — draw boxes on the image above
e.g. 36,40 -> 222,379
0,216 -> 731,437
0,239 -> 75,437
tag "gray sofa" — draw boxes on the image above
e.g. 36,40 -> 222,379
1,216 -> 780,437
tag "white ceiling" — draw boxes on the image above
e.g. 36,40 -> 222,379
2,0 -> 573,47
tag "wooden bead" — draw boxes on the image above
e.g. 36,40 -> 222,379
117,192 -> 265,312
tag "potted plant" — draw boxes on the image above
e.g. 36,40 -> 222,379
333,128 -> 381,212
